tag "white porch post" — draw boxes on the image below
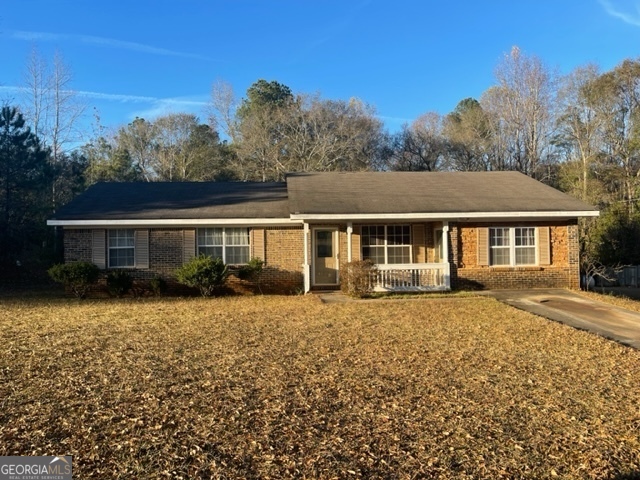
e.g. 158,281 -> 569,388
442,221 -> 451,290
347,222 -> 353,263
303,223 -> 311,293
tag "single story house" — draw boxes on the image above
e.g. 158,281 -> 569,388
47,171 -> 599,293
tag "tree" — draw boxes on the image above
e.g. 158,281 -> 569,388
555,65 -> 604,204
442,98 -> 494,171
208,79 -> 239,143
22,48 -> 86,211
236,79 -> 294,120
584,59 -> 640,215
387,113 -> 445,171
480,46 -> 556,179
22,49 -> 85,163
84,136 -> 139,184
0,106 -> 51,261
116,118 -> 157,181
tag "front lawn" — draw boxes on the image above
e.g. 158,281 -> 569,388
1,295 -> 639,479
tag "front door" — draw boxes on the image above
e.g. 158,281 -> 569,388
313,228 -> 338,286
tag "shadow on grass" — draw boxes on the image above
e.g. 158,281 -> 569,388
610,473 -> 640,480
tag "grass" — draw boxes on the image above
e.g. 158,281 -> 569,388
1,295 -> 639,479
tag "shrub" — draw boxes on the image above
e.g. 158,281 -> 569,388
106,270 -> 133,297
236,258 -> 264,293
48,261 -> 100,299
341,260 -> 378,298
149,276 -> 167,297
175,255 -> 229,297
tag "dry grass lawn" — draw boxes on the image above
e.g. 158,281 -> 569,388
1,295 -> 639,479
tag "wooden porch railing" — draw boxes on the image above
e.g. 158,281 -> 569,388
370,263 -> 450,292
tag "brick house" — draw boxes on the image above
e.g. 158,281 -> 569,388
48,171 -> 598,293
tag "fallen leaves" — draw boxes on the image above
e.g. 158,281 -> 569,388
0,295 -> 638,478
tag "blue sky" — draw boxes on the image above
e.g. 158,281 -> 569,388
1,0 -> 639,139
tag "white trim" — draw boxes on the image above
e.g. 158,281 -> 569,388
361,224 -> 412,265
47,218 -> 299,227
489,226 -> 538,267
442,222 -> 450,289
347,222 -> 353,263
291,211 -> 599,221
303,223 -> 310,293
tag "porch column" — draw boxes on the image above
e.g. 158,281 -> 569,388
347,222 -> 353,263
442,221 -> 451,289
303,223 -> 310,293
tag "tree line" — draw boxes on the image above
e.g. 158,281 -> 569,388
2,46 -> 640,279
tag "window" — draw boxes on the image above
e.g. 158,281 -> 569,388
109,229 -> 135,268
361,225 -> 411,264
316,231 -> 333,258
489,227 -> 536,266
197,228 -> 250,264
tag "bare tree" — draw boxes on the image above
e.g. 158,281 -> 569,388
556,65 -> 605,203
207,79 -> 239,143
387,112 -> 446,171
481,46 -> 556,179
22,49 -> 85,162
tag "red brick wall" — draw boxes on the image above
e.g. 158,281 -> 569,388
62,226 -> 305,295
451,221 -> 580,290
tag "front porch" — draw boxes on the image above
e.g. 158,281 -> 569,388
302,221 -> 452,293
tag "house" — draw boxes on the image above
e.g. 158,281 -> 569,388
47,171 -> 599,293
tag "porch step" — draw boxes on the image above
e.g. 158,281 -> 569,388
310,286 -> 340,292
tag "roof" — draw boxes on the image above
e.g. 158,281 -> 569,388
51,181 -> 289,220
48,172 -> 598,226
286,171 -> 597,216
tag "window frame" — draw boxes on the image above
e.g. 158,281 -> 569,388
197,227 -> 250,265
361,224 -> 412,265
108,229 -> 135,269
489,226 -> 537,267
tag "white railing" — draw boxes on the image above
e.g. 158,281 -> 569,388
370,263 -> 450,292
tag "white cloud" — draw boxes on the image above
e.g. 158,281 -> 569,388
0,85 -> 208,121
7,30 -> 211,61
598,0 -> 640,26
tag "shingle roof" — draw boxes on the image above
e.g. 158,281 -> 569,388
51,181 -> 289,220
50,172 -> 597,222
286,171 -> 597,215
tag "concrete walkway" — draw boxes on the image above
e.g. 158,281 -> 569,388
483,289 -> 640,349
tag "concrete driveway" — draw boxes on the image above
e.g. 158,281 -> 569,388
484,289 -> 640,349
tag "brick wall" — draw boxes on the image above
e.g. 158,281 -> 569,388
64,229 -> 92,263
62,226 -> 305,295
263,226 -> 305,293
452,221 -> 580,290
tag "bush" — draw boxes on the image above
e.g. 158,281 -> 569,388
236,258 -> 265,293
175,255 -> 229,297
48,261 -> 100,299
149,276 -> 167,297
340,260 -> 378,298
106,270 -> 133,298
